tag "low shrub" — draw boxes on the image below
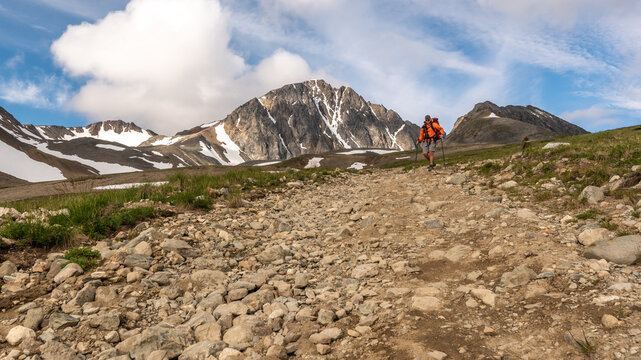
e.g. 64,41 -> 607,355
63,247 -> 101,270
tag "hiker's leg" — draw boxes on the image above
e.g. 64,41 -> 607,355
428,151 -> 435,165
422,151 -> 429,160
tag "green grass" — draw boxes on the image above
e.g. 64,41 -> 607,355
576,209 -> 601,220
0,221 -> 72,248
479,161 -> 502,176
599,217 -> 618,231
0,167 -> 340,247
63,247 -> 101,270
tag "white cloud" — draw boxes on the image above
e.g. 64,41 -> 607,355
0,76 -> 69,109
561,105 -> 623,128
4,53 -> 24,69
35,0 -> 129,20
52,0 -> 317,134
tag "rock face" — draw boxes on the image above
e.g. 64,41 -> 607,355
168,79 -> 420,163
447,101 -> 588,144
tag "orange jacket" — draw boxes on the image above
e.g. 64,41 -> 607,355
418,120 -> 445,142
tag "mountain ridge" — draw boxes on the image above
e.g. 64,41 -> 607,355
448,101 -> 588,144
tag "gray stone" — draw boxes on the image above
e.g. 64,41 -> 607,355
129,327 -> 192,360
94,286 -> 118,306
195,322 -> 222,342
0,260 -> 17,277
71,283 -> 96,306
161,238 -> 197,257
471,288 -> 496,307
178,340 -> 226,360
6,325 -> 35,345
444,245 -> 472,262
309,327 -> 342,344
41,340 -> 81,360
578,228 -> 610,246
500,265 -> 535,288
46,258 -> 68,280
351,263 -> 379,279
580,186 -> 604,204
89,311 -> 120,331
424,219 -> 443,229
53,263 -> 83,283
257,245 -> 288,264
584,235 -> 641,265
148,271 -> 176,286
542,142 -> 570,150
445,174 -> 467,185
23,307 -> 44,330
222,325 -> 253,349
191,269 -> 227,286
48,312 -> 79,330
124,254 -> 153,270
317,309 -> 335,325
410,296 -> 442,311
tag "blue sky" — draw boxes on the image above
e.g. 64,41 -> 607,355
0,0 -> 639,134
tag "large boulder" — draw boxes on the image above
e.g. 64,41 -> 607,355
584,235 -> 641,265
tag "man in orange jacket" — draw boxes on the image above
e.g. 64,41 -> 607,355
417,115 -> 446,170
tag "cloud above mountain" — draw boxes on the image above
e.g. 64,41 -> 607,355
47,0 -> 640,133
51,0 -> 316,134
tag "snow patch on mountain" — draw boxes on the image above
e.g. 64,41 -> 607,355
0,141 -> 65,182
214,123 -> 244,165
35,143 -> 140,175
60,126 -> 153,147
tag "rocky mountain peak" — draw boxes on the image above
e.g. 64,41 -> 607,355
448,101 -> 588,145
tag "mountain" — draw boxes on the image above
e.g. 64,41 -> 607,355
447,101 -> 588,144
0,107 -> 188,183
145,80 -> 419,163
33,120 -> 158,147
0,79 -> 419,184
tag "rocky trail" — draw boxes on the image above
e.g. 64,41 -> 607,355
1,165 -> 640,360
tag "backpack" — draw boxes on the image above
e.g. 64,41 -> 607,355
422,120 -> 441,141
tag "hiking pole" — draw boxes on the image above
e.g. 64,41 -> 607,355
413,140 -> 419,171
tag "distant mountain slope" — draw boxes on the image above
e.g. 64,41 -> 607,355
447,101 -> 588,144
34,120 -> 158,147
147,80 -> 419,163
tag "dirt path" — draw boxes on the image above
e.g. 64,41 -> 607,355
0,166 -> 639,359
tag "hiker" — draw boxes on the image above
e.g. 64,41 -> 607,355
417,115 -> 446,170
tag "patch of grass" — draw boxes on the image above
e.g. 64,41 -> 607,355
479,161 -> 502,176
0,167 -> 342,246
568,329 -> 597,357
616,230 -> 633,237
0,221 -> 72,248
599,217 -> 618,231
533,189 -> 555,202
632,207 -> 640,219
63,247 -> 101,270
576,209 -> 601,220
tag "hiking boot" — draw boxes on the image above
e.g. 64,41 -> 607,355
429,163 -> 435,170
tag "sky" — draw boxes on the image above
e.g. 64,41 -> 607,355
0,0 -> 639,135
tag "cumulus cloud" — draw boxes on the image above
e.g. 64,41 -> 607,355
51,0 -> 316,134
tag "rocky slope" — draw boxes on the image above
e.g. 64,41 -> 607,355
447,101 -> 588,144
0,162 -> 640,359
